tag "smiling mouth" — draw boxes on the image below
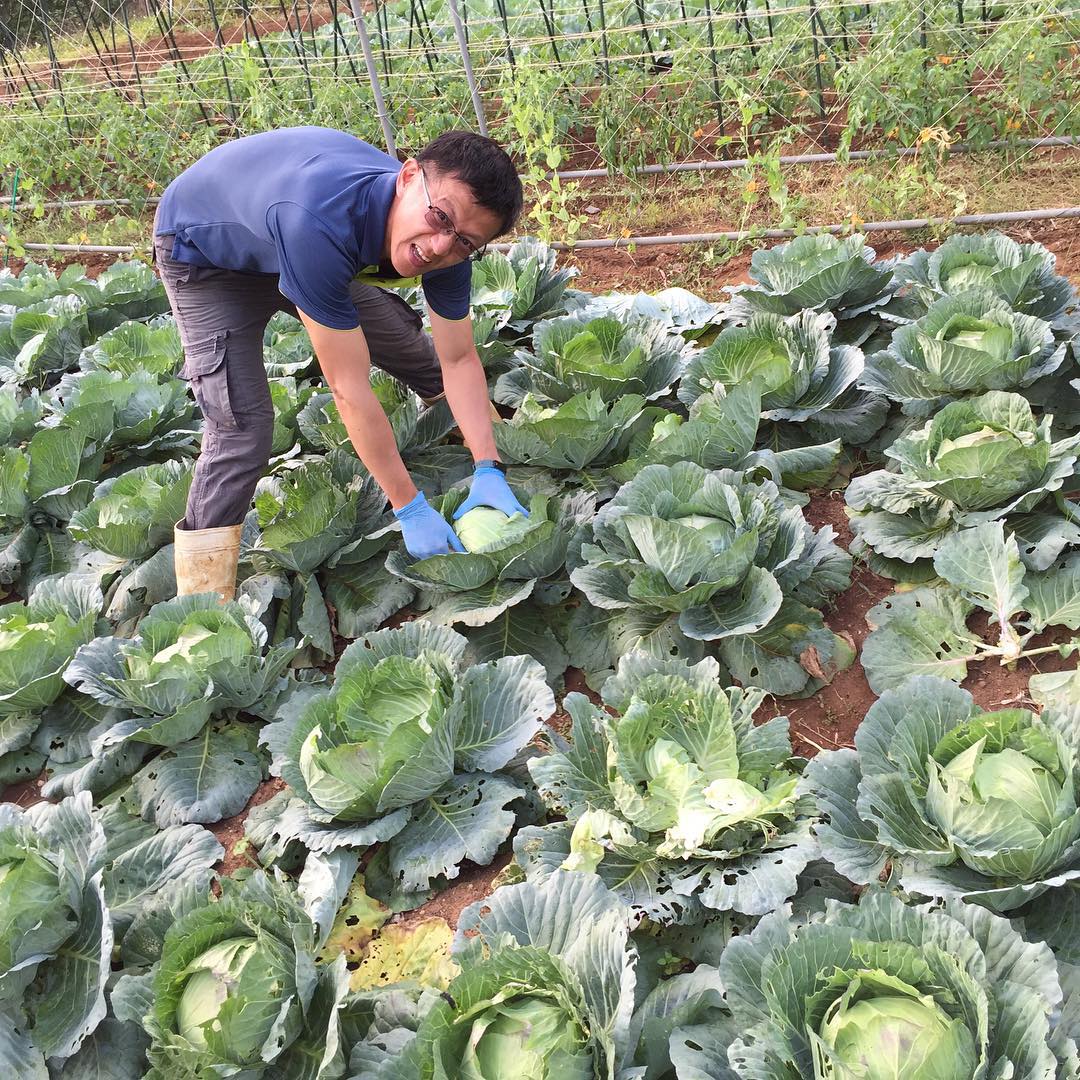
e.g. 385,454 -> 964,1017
410,243 -> 431,267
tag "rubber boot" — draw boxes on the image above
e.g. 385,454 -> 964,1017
173,520 -> 242,603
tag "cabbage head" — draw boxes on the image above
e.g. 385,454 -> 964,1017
78,317 -> 183,377
456,506 -> 530,552
493,389 -> 648,472
262,623 -> 552,899
64,593 -> 296,748
386,489 -> 593,627
495,313 -> 686,406
68,459 -> 192,561
290,643 -> 457,822
861,289 -> 1066,414
470,236 -> 576,334
48,368 -> 197,455
846,390 -> 1080,567
803,676 -> 1080,960
679,310 -> 885,444
726,233 -> 896,320
352,873 -> 638,1079
568,461 -> 852,694
142,872 -> 322,1077
0,794 -> 218,1070
893,231 -> 1076,322
248,458 -> 389,573
0,573 -> 99,716
675,889 -> 1080,1079
523,652 -> 820,923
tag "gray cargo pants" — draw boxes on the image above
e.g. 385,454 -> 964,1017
154,233 -> 443,530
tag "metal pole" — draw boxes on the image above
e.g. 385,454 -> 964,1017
206,0 -> 239,127
348,0 -> 397,157
119,0 -> 148,109
446,0 -> 488,136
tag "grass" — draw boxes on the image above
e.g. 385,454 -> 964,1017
559,147 -> 1080,246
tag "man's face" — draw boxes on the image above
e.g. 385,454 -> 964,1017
385,158 -> 503,276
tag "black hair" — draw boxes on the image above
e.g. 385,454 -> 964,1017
416,131 -> 524,237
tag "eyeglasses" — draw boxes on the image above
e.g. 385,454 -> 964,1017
418,166 -> 488,261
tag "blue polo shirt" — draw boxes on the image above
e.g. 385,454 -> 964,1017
155,127 -> 471,328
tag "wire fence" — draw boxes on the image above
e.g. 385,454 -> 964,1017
0,0 -> 1078,206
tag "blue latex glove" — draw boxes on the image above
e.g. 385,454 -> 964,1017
452,466 -> 529,520
394,491 -> 465,559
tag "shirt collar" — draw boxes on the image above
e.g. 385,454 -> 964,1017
358,169 -> 400,266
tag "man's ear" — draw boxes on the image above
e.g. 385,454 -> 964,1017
396,157 -> 420,196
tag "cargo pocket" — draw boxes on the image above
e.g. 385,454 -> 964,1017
182,331 -> 237,431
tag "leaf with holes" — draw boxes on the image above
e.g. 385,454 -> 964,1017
127,723 -> 263,827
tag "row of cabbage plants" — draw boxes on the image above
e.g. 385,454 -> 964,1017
0,228 -> 1078,1076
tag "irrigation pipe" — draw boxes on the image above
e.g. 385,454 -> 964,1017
17,242 -> 136,253
8,137 -> 1078,214
491,207 -> 1080,251
555,136 -> 1080,179
13,206 -> 1080,259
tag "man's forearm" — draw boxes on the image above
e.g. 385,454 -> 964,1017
336,388 -> 417,509
441,352 -> 498,461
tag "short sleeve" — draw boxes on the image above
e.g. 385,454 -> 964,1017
421,260 -> 472,321
266,201 -> 360,330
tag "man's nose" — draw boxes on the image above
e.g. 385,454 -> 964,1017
431,229 -> 455,256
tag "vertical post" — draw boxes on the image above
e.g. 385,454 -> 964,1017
375,0 -> 392,79
119,0 -> 148,108
737,0 -> 757,57
446,0 -> 488,136
206,0 -> 239,127
34,0 -> 74,139
633,0 -> 656,67
150,0 -> 212,123
348,0 -> 397,156
4,168 -> 19,267
415,0 -> 442,76
495,0 -> 515,68
807,0 -> 826,120
703,0 -> 723,131
538,0 -> 563,67
74,0 -> 121,91
329,0 -> 362,82
151,0 -> 211,124
240,0 -> 278,86
597,0 -> 610,83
